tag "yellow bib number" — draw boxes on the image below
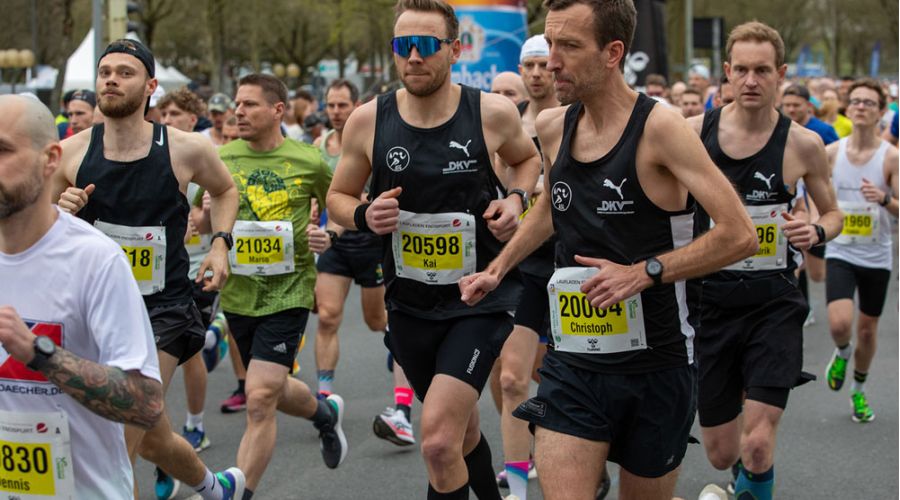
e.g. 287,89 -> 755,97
755,224 -> 778,257
400,233 -> 462,271
235,236 -> 284,265
0,440 -> 54,496
121,246 -> 153,281
557,292 -> 629,336
842,213 -> 873,237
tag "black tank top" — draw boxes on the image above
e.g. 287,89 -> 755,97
549,94 -> 695,373
696,108 -> 798,284
516,100 -> 555,278
76,123 -> 192,307
370,85 -> 521,319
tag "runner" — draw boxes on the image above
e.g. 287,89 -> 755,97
217,73 -> 345,498
0,94 -> 163,499
51,39 -> 244,500
203,93 -> 234,146
823,78 -> 898,423
66,90 -> 97,135
327,2 -> 541,498
686,22 -> 842,500
459,1 -> 758,499
491,71 -> 528,105
306,78 -> 417,446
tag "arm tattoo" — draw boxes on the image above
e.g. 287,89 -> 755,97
39,347 -> 163,430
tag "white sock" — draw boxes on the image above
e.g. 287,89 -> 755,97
851,379 -> 866,394
186,411 -> 204,431
193,468 -> 222,500
837,343 -> 852,359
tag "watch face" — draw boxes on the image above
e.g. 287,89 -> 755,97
647,260 -> 662,275
36,336 -> 55,354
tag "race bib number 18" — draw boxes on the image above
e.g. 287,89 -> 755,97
93,221 -> 166,295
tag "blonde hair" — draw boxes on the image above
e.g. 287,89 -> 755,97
726,21 -> 785,67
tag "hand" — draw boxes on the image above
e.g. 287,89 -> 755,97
58,183 -> 95,214
483,197 -> 521,242
861,178 -> 887,204
196,245 -> 230,291
459,271 -> 501,306
781,211 -> 817,250
0,306 -> 38,366
367,187 -> 402,235
306,224 -> 330,254
310,199 -> 320,226
573,255 -> 651,310
201,192 -> 211,213
184,213 -> 199,244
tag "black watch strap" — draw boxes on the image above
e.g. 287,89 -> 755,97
326,229 -> 339,246
211,231 -> 233,250
812,224 -> 826,247
881,192 -> 892,206
508,189 -> 529,213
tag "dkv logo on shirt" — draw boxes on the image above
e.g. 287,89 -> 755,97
0,320 -> 62,383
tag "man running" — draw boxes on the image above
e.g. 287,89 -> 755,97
0,94 -> 163,499
52,39 -> 244,500
459,1 -> 757,498
823,78 -> 898,423
307,78 -> 417,446
327,2 -> 541,498
217,73 -> 345,498
686,22 -> 842,500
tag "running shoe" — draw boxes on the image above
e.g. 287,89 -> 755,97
373,407 -> 416,446
215,467 -> 246,500
851,391 -> 875,423
596,467 -> 610,500
220,390 -> 247,413
497,460 -> 537,488
699,483 -> 728,500
154,467 -> 180,500
825,350 -> 848,391
202,315 -> 228,372
182,426 -> 211,452
315,394 -> 348,468
726,460 -> 742,495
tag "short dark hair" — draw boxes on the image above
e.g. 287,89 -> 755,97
726,21 -> 785,68
394,0 -> 459,39
682,87 -> 703,98
645,73 -> 667,87
157,87 -> 206,116
848,78 -> 887,110
238,74 -> 288,105
294,89 -> 314,102
543,0 -> 636,71
783,84 -> 811,102
326,79 -> 360,103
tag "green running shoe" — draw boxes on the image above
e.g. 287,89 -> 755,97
851,391 -> 875,423
825,350 -> 848,391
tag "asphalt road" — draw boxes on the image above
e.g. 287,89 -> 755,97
138,260 -> 898,499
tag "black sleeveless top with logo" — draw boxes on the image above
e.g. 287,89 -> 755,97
76,123 -> 192,307
695,107 -> 798,285
549,94 -> 696,374
515,100 -> 555,279
370,85 -> 521,319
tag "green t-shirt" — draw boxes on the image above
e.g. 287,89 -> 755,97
218,138 -> 332,316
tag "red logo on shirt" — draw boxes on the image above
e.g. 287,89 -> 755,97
0,321 -> 63,383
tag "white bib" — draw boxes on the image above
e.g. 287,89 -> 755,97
185,233 -> 211,255
391,211 -> 477,285
547,267 -> 646,354
229,221 -> 295,276
93,221 -> 166,295
714,203 -> 789,271
0,410 -> 74,499
836,200 -> 880,245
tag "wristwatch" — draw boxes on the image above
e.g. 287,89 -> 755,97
508,189 -> 529,213
326,230 -> 339,246
644,257 -> 664,286
211,232 -> 233,250
880,192 -> 892,207
26,336 -> 56,371
812,224 -> 826,247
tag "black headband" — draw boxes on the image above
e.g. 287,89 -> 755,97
99,39 -> 155,78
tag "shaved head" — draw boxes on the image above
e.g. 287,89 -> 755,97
0,95 -> 58,150
491,71 -> 527,104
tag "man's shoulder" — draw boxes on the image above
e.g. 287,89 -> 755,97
56,211 -> 125,261
789,120 -> 826,152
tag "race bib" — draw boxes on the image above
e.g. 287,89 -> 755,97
392,211 -> 476,285
94,221 -> 166,295
185,233 -> 211,256
0,410 -> 74,499
230,220 -> 295,276
836,200 -> 879,245
547,267 -> 646,354
714,204 -> 788,271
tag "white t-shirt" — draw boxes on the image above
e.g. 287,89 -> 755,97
0,208 -> 160,499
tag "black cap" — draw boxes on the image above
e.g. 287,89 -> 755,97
783,84 -> 811,102
99,39 -> 155,78
69,89 -> 96,108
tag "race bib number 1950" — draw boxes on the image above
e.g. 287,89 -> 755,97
0,410 -> 74,499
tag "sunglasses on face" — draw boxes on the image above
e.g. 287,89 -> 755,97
391,36 -> 454,58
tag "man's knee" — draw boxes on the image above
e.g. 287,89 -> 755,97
316,302 -> 344,333
741,425 -> 775,470
421,433 -> 459,469
362,309 -> 386,332
246,385 -> 280,423
499,365 -> 530,402
857,319 -> 879,345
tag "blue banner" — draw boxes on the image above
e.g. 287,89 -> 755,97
870,41 -> 881,77
450,3 -> 528,91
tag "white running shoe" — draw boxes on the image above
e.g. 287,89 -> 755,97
699,483 -> 728,500
373,407 -> 415,446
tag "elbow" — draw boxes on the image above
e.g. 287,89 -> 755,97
737,225 -> 759,259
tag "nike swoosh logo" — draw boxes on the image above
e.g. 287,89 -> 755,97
155,129 -> 165,147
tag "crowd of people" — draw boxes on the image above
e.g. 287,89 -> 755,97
0,0 -> 896,499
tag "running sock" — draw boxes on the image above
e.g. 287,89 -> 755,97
193,468 -> 223,500
464,433 -> 502,500
186,411 -> 204,432
395,387 -> 414,420
427,483 -> 469,500
236,379 -> 245,395
837,343 -> 852,359
242,489 -> 254,500
311,398 -> 334,428
851,370 -> 868,393
317,369 -> 335,394
734,465 -> 774,500
505,461 -> 530,500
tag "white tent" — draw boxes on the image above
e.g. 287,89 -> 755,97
55,29 -> 190,91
